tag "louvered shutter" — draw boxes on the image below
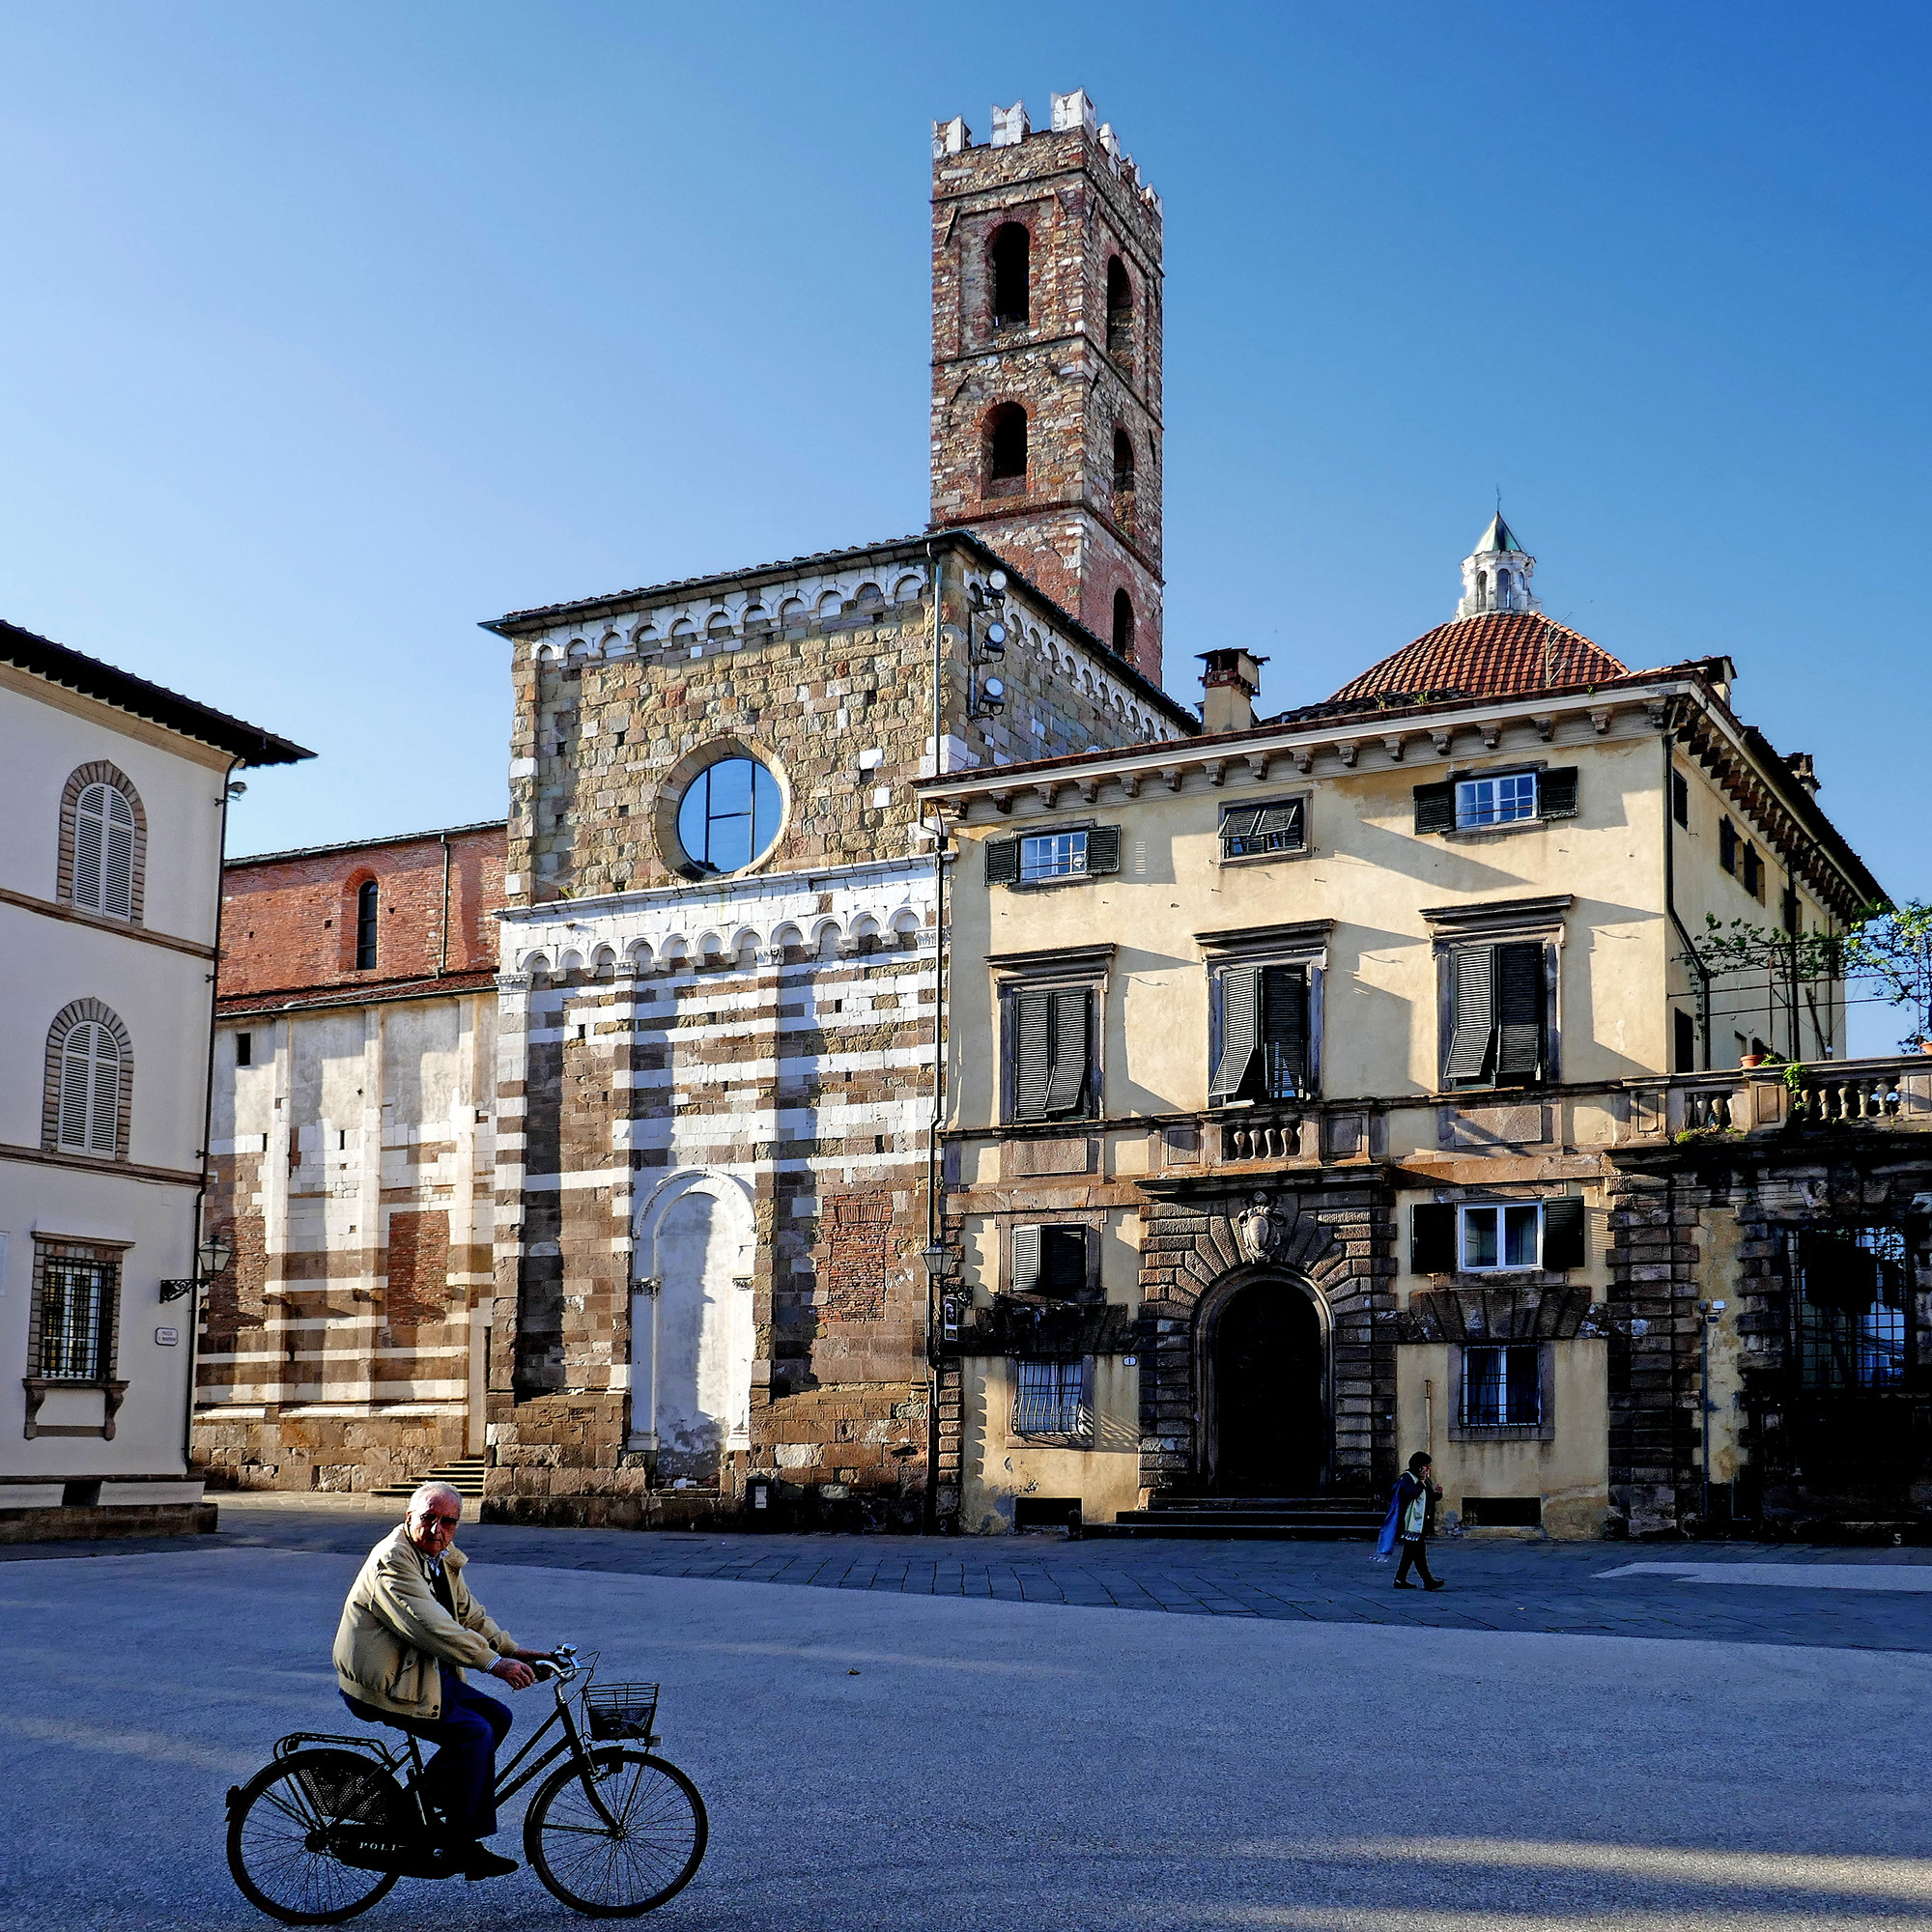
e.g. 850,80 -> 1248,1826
1209,966 -> 1260,1099
100,788 -> 135,918
59,1025 -> 95,1150
1443,947 -> 1495,1084
1221,807 -> 1261,853
1537,768 -> 1578,820
1257,800 -> 1304,849
1542,1195 -> 1586,1269
1084,825 -> 1122,874
1011,989 -> 1054,1120
1042,987 -> 1091,1116
72,785 -> 106,909
1493,942 -> 1545,1082
1260,965 -> 1309,1097
1011,1224 -> 1041,1294
985,838 -> 1021,886
1411,1203 -> 1457,1273
1414,781 -> 1456,835
86,1028 -> 120,1154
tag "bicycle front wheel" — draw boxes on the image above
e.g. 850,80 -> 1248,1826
226,1748 -> 404,1925
525,1747 -> 708,1917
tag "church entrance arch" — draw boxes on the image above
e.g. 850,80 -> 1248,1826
1203,1273 -> 1329,1495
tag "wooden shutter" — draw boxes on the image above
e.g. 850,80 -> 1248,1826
72,785 -> 106,909
100,789 -> 135,919
1209,966 -> 1260,1099
1542,1195 -> 1586,1269
1443,947 -> 1494,1084
1260,964 -> 1309,1097
1084,825 -> 1122,874
1493,942 -> 1545,1082
1042,987 -> 1092,1116
1257,800 -> 1304,849
985,838 -> 1021,886
1411,1203 -> 1457,1273
1537,768 -> 1577,820
58,1027 -> 94,1150
1413,781 -> 1456,835
1220,807 -> 1261,853
1011,1224 -> 1041,1294
1011,988 -> 1054,1120
86,1031 -> 120,1155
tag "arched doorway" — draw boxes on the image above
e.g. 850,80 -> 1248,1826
1209,1278 -> 1327,1494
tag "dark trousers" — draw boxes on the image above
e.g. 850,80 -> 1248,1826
345,1664 -> 511,1840
1394,1536 -> 1438,1585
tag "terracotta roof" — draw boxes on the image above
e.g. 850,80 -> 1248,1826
1328,611 -> 1628,704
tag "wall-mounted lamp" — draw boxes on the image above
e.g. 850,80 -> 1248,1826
159,1233 -> 235,1304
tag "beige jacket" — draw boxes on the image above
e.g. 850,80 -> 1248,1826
332,1526 -> 519,1720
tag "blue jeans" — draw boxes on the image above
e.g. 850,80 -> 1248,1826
345,1664 -> 512,1840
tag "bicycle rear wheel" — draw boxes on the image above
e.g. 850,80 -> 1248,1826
525,1747 -> 708,1917
226,1748 -> 405,1925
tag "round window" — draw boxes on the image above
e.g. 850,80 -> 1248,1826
676,755 -> 781,875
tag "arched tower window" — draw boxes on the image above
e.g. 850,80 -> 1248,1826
1112,428 -> 1136,497
1106,255 -> 1132,358
986,404 -> 1028,496
1113,589 -> 1136,658
43,1000 -> 131,1160
355,879 -> 380,970
58,764 -> 145,922
1476,569 -> 1489,607
990,223 -> 1030,327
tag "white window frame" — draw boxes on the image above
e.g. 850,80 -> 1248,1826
1020,830 -> 1089,883
1456,771 -> 1539,830
1458,1200 -> 1545,1273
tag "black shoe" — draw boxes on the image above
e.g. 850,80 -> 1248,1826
1393,1579 -> 1416,1589
1424,1578 -> 1446,1592
456,1843 -> 520,1880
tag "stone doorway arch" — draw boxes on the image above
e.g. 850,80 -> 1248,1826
1197,1268 -> 1331,1494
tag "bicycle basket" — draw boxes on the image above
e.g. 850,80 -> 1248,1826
583,1681 -> 659,1742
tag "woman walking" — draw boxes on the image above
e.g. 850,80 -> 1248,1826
1377,1451 -> 1446,1590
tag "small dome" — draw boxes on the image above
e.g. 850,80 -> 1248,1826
1329,611 -> 1628,704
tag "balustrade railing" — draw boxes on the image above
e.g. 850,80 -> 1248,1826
1787,1068 -> 1906,1122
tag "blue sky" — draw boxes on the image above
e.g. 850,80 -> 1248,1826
3,4 -> 1926,1037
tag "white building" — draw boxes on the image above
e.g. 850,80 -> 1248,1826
0,619 -> 307,1538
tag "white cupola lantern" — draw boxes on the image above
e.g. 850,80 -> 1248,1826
1455,512 -> 1542,618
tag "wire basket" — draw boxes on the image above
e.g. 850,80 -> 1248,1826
583,1681 -> 660,1743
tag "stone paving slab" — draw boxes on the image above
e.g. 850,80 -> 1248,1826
11,1498 -> 1932,1652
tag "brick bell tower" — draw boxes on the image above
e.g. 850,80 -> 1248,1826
928,90 -> 1165,683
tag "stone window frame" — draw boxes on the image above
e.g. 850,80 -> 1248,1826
22,1233 -> 132,1440
1447,1340 -> 1556,1444
990,944 -> 1113,1128
1423,895 -> 1571,1094
1198,920 -> 1331,1109
56,761 -> 148,925
651,735 -> 794,885
998,1208 -> 1106,1304
41,998 -> 134,1162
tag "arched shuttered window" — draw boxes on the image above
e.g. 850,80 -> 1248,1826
355,879 -> 380,970
43,1002 -> 130,1160
72,781 -> 137,918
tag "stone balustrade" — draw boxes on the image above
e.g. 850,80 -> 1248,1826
1624,1054 -> 1932,1142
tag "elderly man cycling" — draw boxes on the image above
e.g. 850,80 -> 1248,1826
332,1481 -> 549,1880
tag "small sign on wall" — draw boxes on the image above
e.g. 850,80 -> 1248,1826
155,1327 -> 180,1347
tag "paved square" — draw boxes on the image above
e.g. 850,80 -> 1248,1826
4,1506 -> 1930,1928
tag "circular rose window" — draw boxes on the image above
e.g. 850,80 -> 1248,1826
676,754 -> 782,875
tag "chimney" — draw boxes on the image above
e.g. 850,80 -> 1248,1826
1199,649 -> 1265,735
1784,752 -> 1820,795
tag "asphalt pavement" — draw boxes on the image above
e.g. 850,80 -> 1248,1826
1,1505 -> 1929,1930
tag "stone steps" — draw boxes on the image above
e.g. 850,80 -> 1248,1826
1089,1494 -> 1387,1541
369,1458 -> 489,1503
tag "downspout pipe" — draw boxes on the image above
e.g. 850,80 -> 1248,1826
439,830 -> 453,976
1663,718 -> 1712,1070
182,756 -> 241,1471
922,537 -> 948,1535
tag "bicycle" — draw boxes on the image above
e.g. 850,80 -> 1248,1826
225,1646 -> 707,1923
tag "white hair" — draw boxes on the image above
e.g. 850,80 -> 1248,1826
406,1481 -> 463,1517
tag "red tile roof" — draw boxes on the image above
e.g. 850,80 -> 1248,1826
1329,611 -> 1629,703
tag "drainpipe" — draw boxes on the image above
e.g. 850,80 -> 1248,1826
923,538 -> 948,1535
1663,720 -> 1712,1069
182,755 -> 241,1471
439,830 -> 453,976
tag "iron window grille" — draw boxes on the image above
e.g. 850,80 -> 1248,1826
1011,1357 -> 1090,1435
36,1242 -> 118,1381
1461,1344 -> 1542,1429
1792,1226 -> 1909,1389
1221,799 -> 1305,859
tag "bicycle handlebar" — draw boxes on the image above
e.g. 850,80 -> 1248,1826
530,1643 -> 581,1684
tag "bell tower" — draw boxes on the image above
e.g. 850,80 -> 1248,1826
928,90 -> 1165,682
1456,512 -> 1542,618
